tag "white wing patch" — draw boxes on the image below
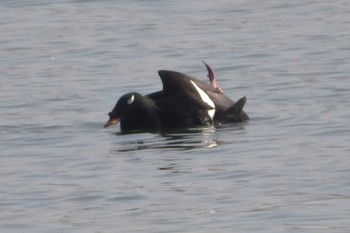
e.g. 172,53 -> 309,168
190,80 -> 215,121
127,94 -> 135,105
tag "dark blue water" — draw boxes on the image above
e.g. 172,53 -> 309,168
1,1 -> 350,232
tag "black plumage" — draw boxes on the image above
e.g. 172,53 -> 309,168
104,64 -> 249,133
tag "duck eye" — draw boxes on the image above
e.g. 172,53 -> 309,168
127,94 -> 135,105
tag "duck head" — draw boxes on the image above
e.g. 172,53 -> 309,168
104,92 -> 159,131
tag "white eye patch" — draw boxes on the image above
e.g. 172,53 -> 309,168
190,80 -> 215,120
127,94 -> 135,105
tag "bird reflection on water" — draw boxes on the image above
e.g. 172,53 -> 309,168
110,123 -> 247,153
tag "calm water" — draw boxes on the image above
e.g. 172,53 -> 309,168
1,0 -> 350,232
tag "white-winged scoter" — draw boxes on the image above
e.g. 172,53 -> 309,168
104,61 -> 249,132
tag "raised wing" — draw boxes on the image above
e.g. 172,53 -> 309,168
158,70 -> 198,95
158,70 -> 235,111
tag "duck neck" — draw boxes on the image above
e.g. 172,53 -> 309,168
121,97 -> 160,132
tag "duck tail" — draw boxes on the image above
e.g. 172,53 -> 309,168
226,96 -> 248,122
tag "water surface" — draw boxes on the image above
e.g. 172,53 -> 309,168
1,1 -> 350,232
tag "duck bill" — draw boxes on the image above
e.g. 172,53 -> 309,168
103,117 -> 120,128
